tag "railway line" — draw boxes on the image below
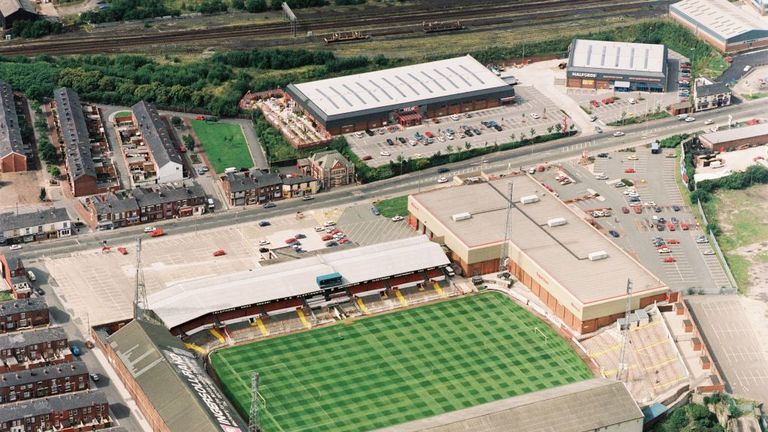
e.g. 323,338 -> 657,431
0,0 -> 672,56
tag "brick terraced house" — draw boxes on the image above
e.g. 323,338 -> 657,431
0,391 -> 110,432
0,298 -> 49,333
0,362 -> 89,404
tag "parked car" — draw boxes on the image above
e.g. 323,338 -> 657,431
696,235 -> 709,244
386,138 -> 394,146
70,345 -> 81,357
609,230 -> 620,238
633,206 -> 643,214
529,113 -> 540,119
672,205 -> 681,212
597,152 -> 609,158
258,220 -> 271,227
681,223 -> 690,230
663,257 -> 676,263
143,226 -> 157,233
322,234 -> 334,241
325,241 -> 338,247
258,240 -> 270,246
613,131 -> 625,137
666,239 -> 680,244
702,249 -> 715,255
437,167 -> 450,173
371,207 -> 380,216
437,176 -> 449,183
621,207 -> 629,214
89,373 -> 100,383
624,168 -> 636,173
398,136 -> 406,144
263,202 -> 276,208
391,215 -> 404,222
380,151 -> 391,156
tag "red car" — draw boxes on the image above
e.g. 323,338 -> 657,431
425,131 -> 434,138
666,239 -> 680,244
633,206 -> 642,214
117,247 -> 128,255
321,234 -> 334,241
285,238 -> 297,244
213,249 -> 226,257
667,223 -> 676,231
339,238 -> 351,244
621,207 -> 629,214
590,100 -> 599,108
331,229 -> 343,235
624,168 -> 636,174
663,257 -> 676,263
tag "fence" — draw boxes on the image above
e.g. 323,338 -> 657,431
696,199 -> 739,293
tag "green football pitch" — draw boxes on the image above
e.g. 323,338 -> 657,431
210,292 -> 592,432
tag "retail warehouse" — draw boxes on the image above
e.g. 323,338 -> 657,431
284,55 -> 515,135
566,39 -> 668,92
147,236 -> 450,336
670,0 -> 768,53
407,176 -> 669,334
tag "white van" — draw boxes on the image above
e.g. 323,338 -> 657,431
207,198 -> 215,209
744,65 -> 752,73
27,270 -> 36,282
224,167 -> 237,174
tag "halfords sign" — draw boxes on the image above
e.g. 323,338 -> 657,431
571,72 -> 597,78
163,348 -> 245,432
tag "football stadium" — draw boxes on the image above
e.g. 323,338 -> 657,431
209,292 -> 592,432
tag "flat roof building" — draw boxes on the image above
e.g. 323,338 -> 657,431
148,235 -> 450,335
670,0 -> 768,52
375,379 -> 643,432
0,81 -> 26,173
285,55 -> 515,135
698,122 -> 768,151
566,39 -> 668,92
408,176 -> 668,334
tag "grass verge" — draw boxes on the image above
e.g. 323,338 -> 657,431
210,292 -> 591,432
374,195 -> 408,218
190,120 -> 253,173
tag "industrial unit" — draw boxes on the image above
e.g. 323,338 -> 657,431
407,176 -> 669,334
147,236 -> 450,336
698,122 -> 768,152
670,0 -> 768,53
566,39 -> 668,92
284,55 -> 515,135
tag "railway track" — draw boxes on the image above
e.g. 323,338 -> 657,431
0,0 -> 671,56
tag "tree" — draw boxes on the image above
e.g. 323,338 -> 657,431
464,142 -> 471,150
446,145 -> 453,153
171,116 -> 183,127
182,134 -> 196,152
546,125 -> 553,134
519,132 -> 526,141
554,123 -> 562,133
509,133 -> 515,142
530,127 -> 536,137
47,165 -> 61,178
245,0 -> 268,12
39,188 -> 47,201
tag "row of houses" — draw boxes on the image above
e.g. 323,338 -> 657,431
219,149 -> 356,206
53,87 -> 119,197
0,208 -> 72,247
80,182 -> 206,230
0,255 -> 30,300
0,80 -> 27,173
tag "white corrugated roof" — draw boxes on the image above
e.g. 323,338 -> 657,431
148,236 -> 449,329
569,39 -> 666,73
670,0 -> 768,40
291,55 -> 508,117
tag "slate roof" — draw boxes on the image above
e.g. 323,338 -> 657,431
0,208 -> 71,232
0,362 -> 87,388
695,82 -> 731,98
309,150 -> 351,170
133,182 -> 205,207
90,192 -> 140,216
103,319 -> 247,432
131,101 -> 182,169
0,327 -> 67,350
0,297 -> 48,318
54,88 -> 96,181
282,174 -> 316,185
0,80 -> 24,160
223,170 -> 282,193
0,391 -> 107,424
0,0 -> 36,17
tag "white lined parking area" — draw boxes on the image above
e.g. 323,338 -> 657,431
688,296 -> 768,403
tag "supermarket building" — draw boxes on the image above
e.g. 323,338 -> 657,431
285,55 -> 515,135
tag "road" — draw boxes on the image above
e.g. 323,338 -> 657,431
9,98 -> 768,261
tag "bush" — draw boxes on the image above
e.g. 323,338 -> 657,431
196,0 -> 228,14
79,0 -> 180,24
12,20 -> 64,39
47,165 -> 61,177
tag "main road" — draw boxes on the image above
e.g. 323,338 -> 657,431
8,98 -> 768,262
